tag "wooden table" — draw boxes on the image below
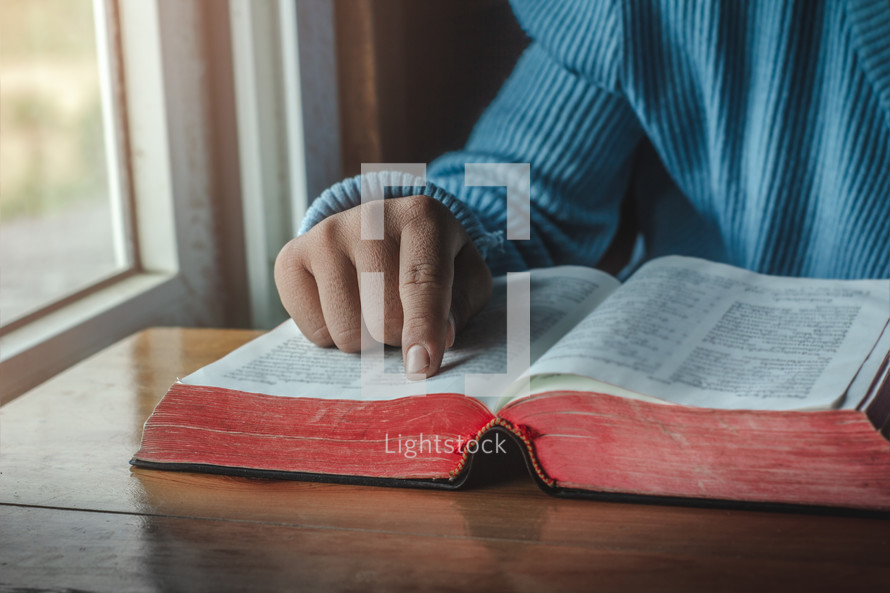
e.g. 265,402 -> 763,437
1,328 -> 888,592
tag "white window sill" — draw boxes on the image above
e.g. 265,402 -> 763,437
0,272 -> 184,404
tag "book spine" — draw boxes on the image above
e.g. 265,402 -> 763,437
448,417 -> 555,487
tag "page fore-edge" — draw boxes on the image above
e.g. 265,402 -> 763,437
128,417 -> 545,491
129,418 -> 890,517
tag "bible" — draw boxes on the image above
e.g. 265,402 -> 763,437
133,256 -> 890,511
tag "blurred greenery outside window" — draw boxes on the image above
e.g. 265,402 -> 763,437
0,0 -> 131,328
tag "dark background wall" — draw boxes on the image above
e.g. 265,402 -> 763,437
334,0 -> 529,175
332,1 -> 635,273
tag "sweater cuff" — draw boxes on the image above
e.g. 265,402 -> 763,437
298,170 -> 505,261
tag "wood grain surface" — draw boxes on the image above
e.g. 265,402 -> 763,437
1,328 -> 888,592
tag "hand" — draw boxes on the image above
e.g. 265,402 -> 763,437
274,195 -> 493,378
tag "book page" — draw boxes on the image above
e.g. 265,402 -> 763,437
842,322 -> 890,410
525,256 -> 890,411
181,266 -> 620,408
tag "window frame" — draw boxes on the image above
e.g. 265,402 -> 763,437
1,0 -> 233,403
0,0 -> 139,337
0,0 -> 342,405
228,0 -> 341,328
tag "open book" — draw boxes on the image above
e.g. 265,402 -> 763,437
133,256 -> 890,511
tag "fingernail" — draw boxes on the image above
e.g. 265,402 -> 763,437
445,312 -> 456,349
405,344 -> 430,380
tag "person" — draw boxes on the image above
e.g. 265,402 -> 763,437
274,0 -> 890,379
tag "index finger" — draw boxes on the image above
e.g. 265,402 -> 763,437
398,219 -> 460,379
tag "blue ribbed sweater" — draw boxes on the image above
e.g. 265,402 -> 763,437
302,0 -> 890,280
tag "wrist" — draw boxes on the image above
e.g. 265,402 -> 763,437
300,170 -> 504,261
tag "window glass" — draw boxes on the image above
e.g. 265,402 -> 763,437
0,0 -> 130,325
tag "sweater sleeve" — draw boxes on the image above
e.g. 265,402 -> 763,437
300,1 -> 644,275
